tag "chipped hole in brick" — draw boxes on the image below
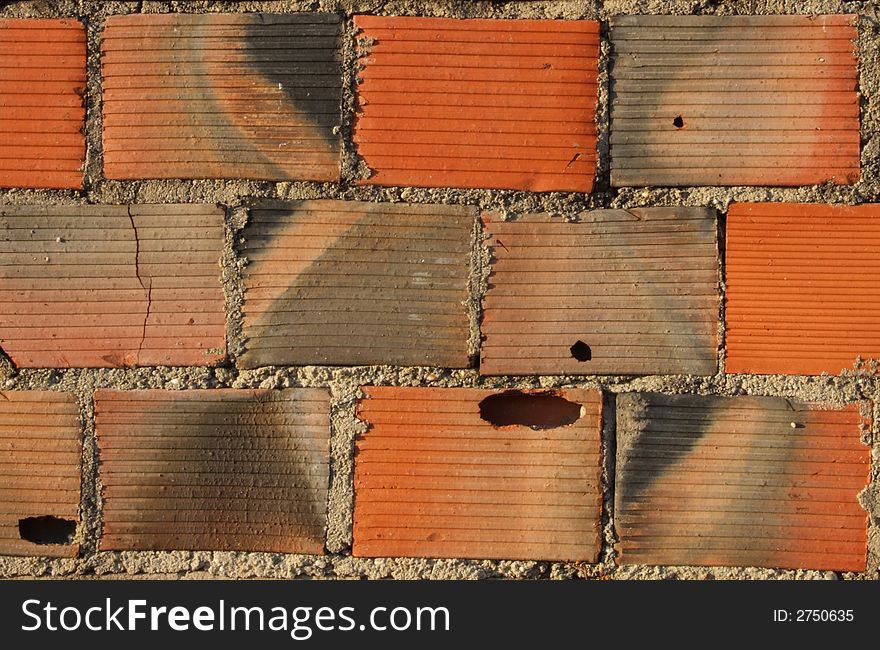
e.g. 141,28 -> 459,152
18,516 -> 76,545
570,340 -> 592,361
479,390 -> 581,429
673,115 -> 684,129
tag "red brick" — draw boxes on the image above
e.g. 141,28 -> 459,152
0,204 -> 226,368
353,16 -> 599,192
615,393 -> 870,571
353,386 -> 603,561
610,15 -> 859,187
102,13 -> 341,182
96,388 -> 330,553
239,200 -> 473,368
0,391 -> 80,557
480,208 -> 719,376
726,203 -> 880,375
0,19 -> 86,189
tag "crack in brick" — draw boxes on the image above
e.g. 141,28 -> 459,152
126,206 -> 151,366
564,152 -> 582,170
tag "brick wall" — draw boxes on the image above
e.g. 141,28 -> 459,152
0,0 -> 878,580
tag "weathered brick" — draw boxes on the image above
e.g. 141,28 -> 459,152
0,204 -> 226,368
480,208 -> 719,376
615,393 -> 870,571
239,200 -> 473,368
102,13 -> 342,182
353,16 -> 599,192
0,391 -> 80,557
609,15 -> 859,187
353,386 -> 603,561
726,202 -> 880,375
96,388 -> 330,553
0,19 -> 86,189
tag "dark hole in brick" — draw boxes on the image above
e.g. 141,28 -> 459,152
18,516 -> 76,545
570,340 -> 592,361
479,391 -> 581,429
673,115 -> 684,129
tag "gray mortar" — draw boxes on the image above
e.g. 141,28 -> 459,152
467,212 -> 484,365
223,206 -> 249,360
0,0 -> 878,580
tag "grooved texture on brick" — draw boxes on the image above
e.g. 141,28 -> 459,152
0,204 -> 226,368
480,208 -> 719,376
609,14 -> 859,187
102,13 -> 342,182
353,16 -> 599,192
96,388 -> 330,553
615,393 -> 870,571
240,200 -> 473,368
353,387 -> 603,561
0,391 -> 80,557
0,19 -> 86,189
726,203 -> 880,375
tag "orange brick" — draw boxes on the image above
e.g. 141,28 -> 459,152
102,13 -> 342,182
239,200 -> 473,368
0,391 -> 80,557
353,387 -> 603,561
96,389 -> 330,553
0,19 -> 86,189
615,393 -> 870,571
353,16 -> 599,192
480,208 -> 719,376
726,203 -> 880,375
0,204 -> 226,368
610,15 -> 859,187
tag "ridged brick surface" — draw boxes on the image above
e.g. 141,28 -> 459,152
240,200 -> 473,368
0,391 -> 80,557
0,19 -> 86,189
353,387 -> 603,561
102,13 -> 342,182
609,14 -> 859,187
615,393 -> 870,571
353,16 -> 599,192
726,203 -> 880,375
96,389 -> 330,553
480,208 -> 719,376
0,204 -> 226,368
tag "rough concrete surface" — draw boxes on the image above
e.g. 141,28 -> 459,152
0,0 -> 878,580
